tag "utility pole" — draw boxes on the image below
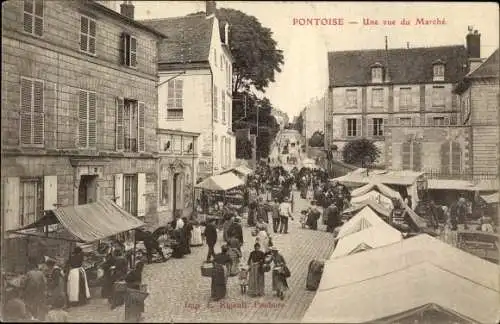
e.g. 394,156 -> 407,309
304,108 -> 308,154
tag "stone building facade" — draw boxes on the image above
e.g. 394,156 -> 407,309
1,0 -> 166,242
454,48 -> 499,180
326,33 -> 478,168
141,1 -> 236,180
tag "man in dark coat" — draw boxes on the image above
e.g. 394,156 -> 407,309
227,217 -> 244,250
203,218 -> 218,261
326,203 -> 340,233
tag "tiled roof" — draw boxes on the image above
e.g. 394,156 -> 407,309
328,45 -> 468,87
140,14 -> 214,64
467,48 -> 499,79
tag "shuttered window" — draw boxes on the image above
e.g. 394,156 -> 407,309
116,98 -> 124,150
213,86 -> 218,121
432,86 -> 445,107
402,140 -> 421,171
80,16 -> 96,54
121,33 -> 137,67
166,79 -> 183,119
138,102 -> 145,152
78,90 -> 97,148
346,118 -> 361,137
399,87 -> 411,111
20,77 -> 44,146
23,0 -> 43,36
402,141 -> 411,169
19,178 -> 43,227
222,91 -> 226,123
441,141 -> 461,174
372,88 -> 384,108
123,174 -> 137,216
412,141 -> 422,171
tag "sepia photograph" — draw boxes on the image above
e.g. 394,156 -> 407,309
1,0 -> 499,323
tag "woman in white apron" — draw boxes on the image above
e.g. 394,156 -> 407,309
66,247 -> 90,307
190,221 -> 204,246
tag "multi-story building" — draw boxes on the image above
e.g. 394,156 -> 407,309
453,48 -> 499,181
140,1 -> 236,180
1,0 -> 165,246
301,94 -> 326,140
326,33 -> 475,169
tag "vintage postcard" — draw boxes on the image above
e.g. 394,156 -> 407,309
1,1 -> 499,323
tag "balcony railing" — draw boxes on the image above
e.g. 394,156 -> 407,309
423,169 -> 498,181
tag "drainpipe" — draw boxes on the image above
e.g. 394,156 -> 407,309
210,67 -> 214,176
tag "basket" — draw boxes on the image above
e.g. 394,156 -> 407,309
114,281 -> 127,292
201,262 -> 214,277
126,288 -> 149,303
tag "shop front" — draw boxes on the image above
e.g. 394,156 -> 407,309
157,129 -> 200,225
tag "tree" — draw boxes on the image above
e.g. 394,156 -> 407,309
236,137 -> 253,159
342,138 -> 381,166
308,131 -> 324,147
294,113 -> 304,134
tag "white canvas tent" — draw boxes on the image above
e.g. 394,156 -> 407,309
336,206 -> 386,240
330,223 -> 402,259
195,173 -> 244,191
350,190 -> 394,211
303,234 -> 500,323
351,182 -> 402,201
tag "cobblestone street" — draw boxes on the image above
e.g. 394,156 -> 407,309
68,191 -> 336,322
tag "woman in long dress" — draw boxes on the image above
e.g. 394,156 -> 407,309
247,243 -> 265,297
227,237 -> 242,276
124,261 -> 145,323
269,247 -> 289,300
190,221 -> 204,247
211,246 -> 231,301
66,247 -> 90,307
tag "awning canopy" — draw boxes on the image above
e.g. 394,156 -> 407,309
351,182 -> 402,200
342,200 -> 392,218
350,190 -> 395,211
303,234 -> 500,324
337,206 -> 386,240
333,169 -> 424,186
195,172 -> 245,191
330,223 -> 402,259
8,199 -> 145,243
221,165 -> 253,177
481,192 -> 499,204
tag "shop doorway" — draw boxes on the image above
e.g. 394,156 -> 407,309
78,175 -> 98,205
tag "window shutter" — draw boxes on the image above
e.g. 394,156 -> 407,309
89,19 -> 96,54
426,116 -> 433,126
138,101 -> 145,152
43,175 -> 57,210
80,17 -> 88,51
20,78 -> 33,145
411,87 -> 419,108
33,81 -> 44,144
444,116 -> 450,126
4,177 -> 20,231
441,142 -> 450,174
450,114 -> 458,126
120,33 -> 127,65
451,141 -> 461,174
34,1 -> 43,37
116,97 -> 124,150
78,91 -> 88,147
137,173 -> 146,217
23,0 -> 33,34
412,141 -> 422,171
356,118 -> 361,137
367,118 -> 374,138
130,36 -> 137,67
342,117 -> 346,137
114,174 -> 123,207
382,118 -> 387,136
402,141 -> 411,169
88,92 -> 96,147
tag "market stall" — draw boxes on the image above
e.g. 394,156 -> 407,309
303,234 -> 500,324
195,173 -> 245,226
5,199 -> 145,295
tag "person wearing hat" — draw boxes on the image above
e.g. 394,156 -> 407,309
269,246 -> 289,300
23,257 -> 48,320
203,218 -> 218,262
227,217 -> 244,251
45,257 -> 66,309
278,196 -> 294,234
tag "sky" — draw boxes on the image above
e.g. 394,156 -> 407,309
132,1 -> 499,119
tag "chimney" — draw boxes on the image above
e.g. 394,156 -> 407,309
224,23 -> 230,46
466,28 -> 481,59
120,1 -> 134,20
206,1 -> 216,16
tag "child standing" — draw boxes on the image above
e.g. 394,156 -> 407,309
238,264 -> 248,294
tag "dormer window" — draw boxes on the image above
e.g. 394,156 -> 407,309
371,63 -> 384,83
433,60 -> 445,81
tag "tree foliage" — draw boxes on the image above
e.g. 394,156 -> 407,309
294,113 -> 304,134
308,131 -> 324,147
342,138 -> 381,166
236,137 -> 253,159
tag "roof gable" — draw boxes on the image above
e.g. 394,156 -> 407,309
328,45 -> 468,87
140,14 -> 214,64
468,48 -> 499,79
